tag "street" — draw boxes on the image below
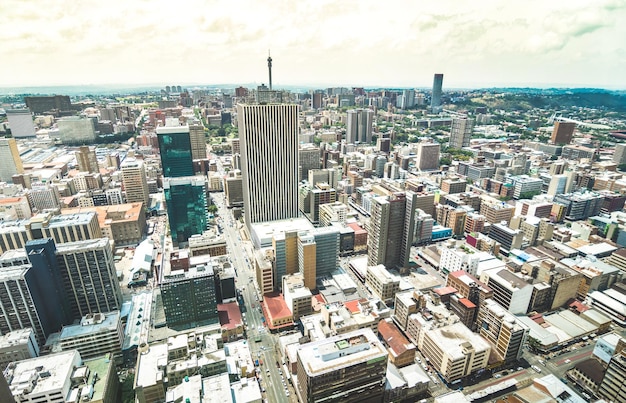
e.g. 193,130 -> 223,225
211,158 -> 296,403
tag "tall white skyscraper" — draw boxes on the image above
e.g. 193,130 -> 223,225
449,117 -> 474,149
346,109 -> 374,144
237,104 -> 300,228
6,109 -> 36,138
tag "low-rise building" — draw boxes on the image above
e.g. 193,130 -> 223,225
56,311 -> 123,360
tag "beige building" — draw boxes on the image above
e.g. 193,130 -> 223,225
120,158 -> 150,207
365,264 -> 400,304
0,137 -> 24,183
282,274 -> 312,320
298,232 -> 317,290
189,124 -> 206,161
62,203 -> 146,246
480,195 -> 515,225
75,146 -> 99,173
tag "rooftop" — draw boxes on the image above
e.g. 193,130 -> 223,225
60,311 -> 120,340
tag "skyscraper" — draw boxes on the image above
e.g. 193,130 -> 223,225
156,124 -> 194,178
121,158 -> 150,206
431,73 -> 444,112
450,117 -> 474,149
163,176 -> 208,245
237,104 -> 300,228
188,124 -> 206,161
346,109 -> 374,144
415,142 -> 441,171
54,238 -> 122,319
368,194 -> 406,269
56,116 -> 97,144
0,137 -> 24,182
599,350 -> 626,402
550,121 -> 576,145
75,146 -> 99,173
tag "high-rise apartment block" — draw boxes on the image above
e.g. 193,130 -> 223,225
449,117 -> 474,149
550,121 -> 576,145
237,104 -> 300,230
5,109 -> 35,138
431,73 -> 444,112
296,328 -> 388,403
0,138 -> 24,183
346,109 -> 374,144
415,142 -> 441,171
120,158 -> 150,206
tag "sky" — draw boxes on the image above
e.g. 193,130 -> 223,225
1,0 -> 625,89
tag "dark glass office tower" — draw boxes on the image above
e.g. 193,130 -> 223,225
25,238 -> 72,333
156,125 -> 194,177
163,177 -> 208,245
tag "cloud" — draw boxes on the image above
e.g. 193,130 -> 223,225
0,0 -> 624,88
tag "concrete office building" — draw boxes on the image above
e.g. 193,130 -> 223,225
282,274 -> 313,320
480,268 -> 533,314
55,238 -> 122,319
161,266 -> 218,329
0,264 -> 68,347
449,117 -> 474,149
368,194 -> 406,269
0,138 -> 24,183
224,170 -> 244,208
57,311 -> 123,360
27,184 -> 61,212
237,104 -> 300,233
346,109 -> 374,144
120,158 -> 150,206
366,264 -> 400,304
56,116 -> 97,144
598,350 -> 626,402
550,121 -> 576,145
477,299 -> 529,364
188,124 -> 206,161
75,146 -> 99,173
296,328 -> 388,403
431,73 -> 444,112
24,95 -> 72,114
415,142 -> 440,171
0,329 -> 39,371
5,109 -> 35,138
299,144 -> 321,181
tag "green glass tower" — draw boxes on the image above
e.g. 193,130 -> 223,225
156,125 -> 194,177
164,176 -> 208,245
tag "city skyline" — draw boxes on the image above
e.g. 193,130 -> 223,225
1,0 -> 625,89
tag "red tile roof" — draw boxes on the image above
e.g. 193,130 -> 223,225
344,300 -> 361,314
347,222 -> 367,234
217,302 -> 242,330
459,297 -> 476,309
377,319 -> 414,357
434,286 -> 457,296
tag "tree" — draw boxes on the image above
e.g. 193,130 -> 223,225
208,205 -> 218,214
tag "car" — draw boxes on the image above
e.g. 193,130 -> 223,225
285,391 -> 290,397
494,374 -> 502,379
564,359 -> 571,364
517,367 -> 523,371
